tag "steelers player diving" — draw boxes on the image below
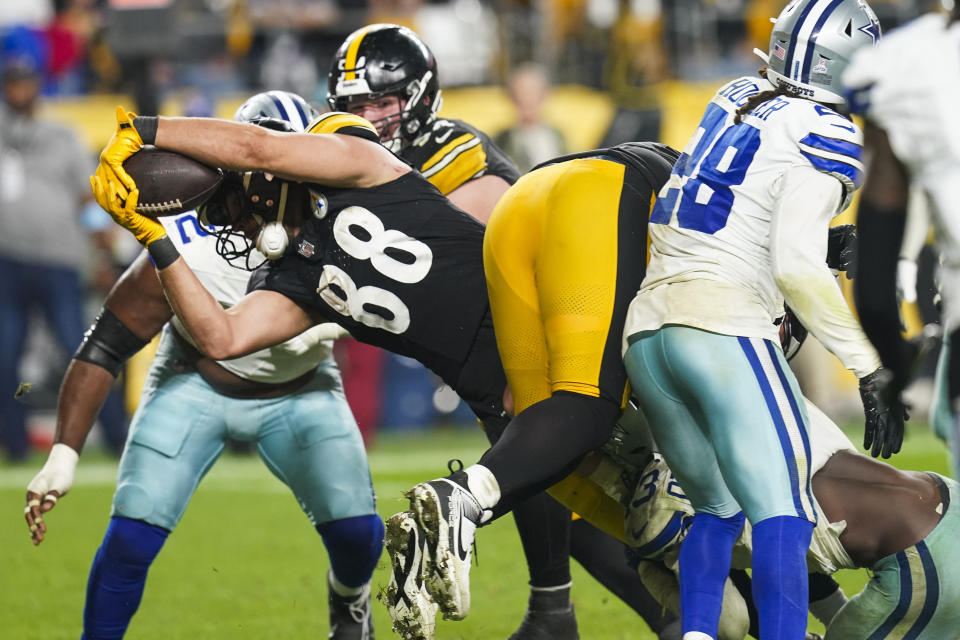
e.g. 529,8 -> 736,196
326,23 -> 679,639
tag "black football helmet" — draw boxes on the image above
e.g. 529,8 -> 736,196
327,23 -> 441,151
197,91 -> 316,269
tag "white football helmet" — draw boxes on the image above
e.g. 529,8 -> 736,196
757,0 -> 881,104
232,90 -> 319,132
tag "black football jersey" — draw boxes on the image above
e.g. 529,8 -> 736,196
400,118 -> 520,195
248,170 -> 503,402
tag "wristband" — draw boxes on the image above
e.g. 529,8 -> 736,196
26,443 -> 80,497
132,115 -> 159,145
147,236 -> 180,270
46,443 -> 79,473
74,308 -> 149,376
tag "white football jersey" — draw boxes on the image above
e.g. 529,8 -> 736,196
161,212 -> 339,383
625,76 -> 863,344
844,13 -> 960,332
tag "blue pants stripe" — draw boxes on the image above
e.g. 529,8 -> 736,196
737,337 -> 805,520
764,340 -> 816,513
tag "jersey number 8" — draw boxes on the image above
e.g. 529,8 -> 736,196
317,206 -> 434,334
650,102 -> 762,234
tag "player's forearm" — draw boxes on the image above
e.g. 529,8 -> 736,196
154,117 -> 277,174
151,116 -> 405,188
155,257 -> 242,360
54,360 -> 117,453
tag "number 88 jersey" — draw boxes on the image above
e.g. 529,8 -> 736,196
632,75 -> 863,341
249,169 -> 490,392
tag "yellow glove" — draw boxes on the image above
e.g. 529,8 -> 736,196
90,165 -> 167,246
97,106 -> 145,198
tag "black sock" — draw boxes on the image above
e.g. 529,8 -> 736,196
513,493 -> 573,588
479,391 -> 620,516
482,416 -> 574,595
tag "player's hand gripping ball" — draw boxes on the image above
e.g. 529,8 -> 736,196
91,107 -> 221,246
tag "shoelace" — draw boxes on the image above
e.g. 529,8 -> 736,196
347,596 -> 370,624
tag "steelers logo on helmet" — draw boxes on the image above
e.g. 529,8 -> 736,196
327,23 -> 442,151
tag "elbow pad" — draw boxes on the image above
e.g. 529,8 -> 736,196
73,308 -> 149,377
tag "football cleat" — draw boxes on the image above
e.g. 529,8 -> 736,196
384,512 -> 438,640
406,462 -> 482,620
327,571 -> 375,640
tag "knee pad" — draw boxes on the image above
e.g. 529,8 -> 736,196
316,514 -> 384,588
101,516 -> 169,568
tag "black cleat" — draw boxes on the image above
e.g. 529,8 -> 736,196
328,571 -> 374,640
508,603 -> 579,640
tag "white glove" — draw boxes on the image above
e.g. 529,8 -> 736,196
897,257 -> 919,304
27,443 -> 80,503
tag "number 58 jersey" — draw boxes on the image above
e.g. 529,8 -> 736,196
627,76 -> 863,342
249,170 -> 492,394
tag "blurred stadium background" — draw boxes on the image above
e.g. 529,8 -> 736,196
0,0 -> 954,637
2,0 -> 946,448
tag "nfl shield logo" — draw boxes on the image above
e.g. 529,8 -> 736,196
812,59 -> 828,74
773,44 -> 786,60
298,240 -> 315,258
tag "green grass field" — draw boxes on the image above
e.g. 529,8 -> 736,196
0,424 -> 952,639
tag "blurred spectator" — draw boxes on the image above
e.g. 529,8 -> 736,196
246,0 -> 342,101
44,0 -> 99,95
0,57 -> 127,461
494,62 -> 567,171
600,0 -> 667,145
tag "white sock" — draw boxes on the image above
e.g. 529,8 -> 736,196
463,464 -> 501,511
809,587 -> 849,626
683,633 -> 714,640
328,569 -> 366,598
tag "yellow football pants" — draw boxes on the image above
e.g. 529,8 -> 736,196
483,156 -> 654,543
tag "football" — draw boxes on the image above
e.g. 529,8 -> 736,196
123,147 -> 223,218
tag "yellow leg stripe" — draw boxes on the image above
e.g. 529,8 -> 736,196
547,472 -> 628,544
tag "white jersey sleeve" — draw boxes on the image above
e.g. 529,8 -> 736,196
781,99 -> 864,210
160,213 -> 336,383
770,167 -> 881,378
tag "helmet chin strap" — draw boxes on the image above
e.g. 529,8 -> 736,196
255,181 -> 290,259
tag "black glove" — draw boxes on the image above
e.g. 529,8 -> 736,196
827,224 -> 857,278
858,368 -> 909,459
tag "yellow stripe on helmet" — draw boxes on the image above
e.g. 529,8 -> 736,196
343,25 -> 373,81
308,112 -> 379,139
